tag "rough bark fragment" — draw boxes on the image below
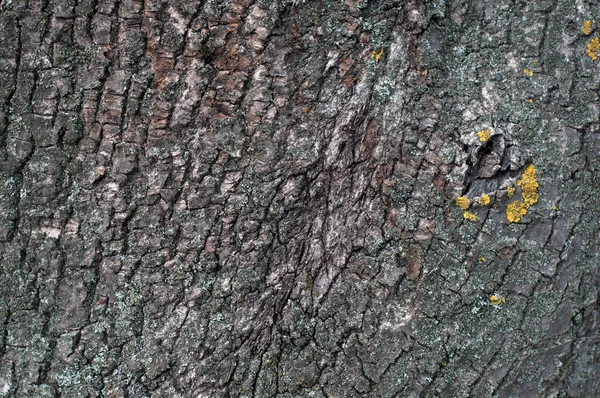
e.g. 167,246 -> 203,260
0,0 -> 599,397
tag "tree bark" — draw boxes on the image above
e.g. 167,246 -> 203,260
1,0 -> 599,397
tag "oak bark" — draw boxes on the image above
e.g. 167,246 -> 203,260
0,0 -> 599,397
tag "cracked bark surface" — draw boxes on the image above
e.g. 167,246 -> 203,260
0,0 -> 599,397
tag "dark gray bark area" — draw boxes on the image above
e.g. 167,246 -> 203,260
0,0 -> 599,396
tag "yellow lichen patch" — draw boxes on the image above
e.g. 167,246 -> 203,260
477,129 -> 492,142
507,186 -> 515,198
490,294 -> 505,306
455,196 -> 471,210
371,49 -> 384,62
518,164 -> 537,183
517,164 -> 539,206
506,200 -> 528,223
523,68 -> 534,77
521,188 -> 539,207
551,204 -> 557,211
582,20 -> 592,35
463,211 -> 477,221
478,194 -> 491,206
506,164 -> 539,223
587,37 -> 600,60
478,256 -> 485,262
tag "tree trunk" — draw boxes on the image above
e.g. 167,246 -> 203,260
1,0 -> 599,396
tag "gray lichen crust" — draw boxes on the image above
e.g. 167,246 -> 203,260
0,0 -> 599,397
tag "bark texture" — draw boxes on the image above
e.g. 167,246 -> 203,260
1,0 -> 599,397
